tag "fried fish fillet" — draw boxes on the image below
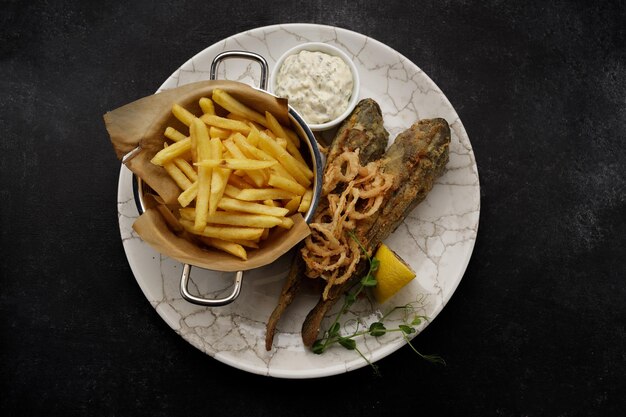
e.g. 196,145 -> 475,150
300,118 -> 451,347
264,98 -> 389,351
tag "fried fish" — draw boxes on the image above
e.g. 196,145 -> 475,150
300,118 -> 451,347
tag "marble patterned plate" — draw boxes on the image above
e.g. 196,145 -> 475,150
117,23 -> 480,378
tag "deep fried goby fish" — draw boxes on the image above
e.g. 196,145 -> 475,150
301,118 -> 451,346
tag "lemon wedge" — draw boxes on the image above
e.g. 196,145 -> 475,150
372,244 -> 416,303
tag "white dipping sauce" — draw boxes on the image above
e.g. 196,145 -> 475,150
274,50 -> 353,124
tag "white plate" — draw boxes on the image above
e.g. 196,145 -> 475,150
117,23 -> 480,378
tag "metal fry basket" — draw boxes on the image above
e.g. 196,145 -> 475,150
131,50 -> 323,307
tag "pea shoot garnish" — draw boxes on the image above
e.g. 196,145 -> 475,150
312,232 -> 445,374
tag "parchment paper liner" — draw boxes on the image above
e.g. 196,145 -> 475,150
104,80 -> 312,272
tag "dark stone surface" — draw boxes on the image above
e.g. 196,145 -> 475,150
1,0 -> 624,416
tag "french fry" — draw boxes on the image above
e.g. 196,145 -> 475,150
194,159 -> 276,170
150,138 -> 191,165
234,132 -> 298,183
284,195 -> 302,215
163,160 -> 193,190
217,197 -> 289,217
209,126 -> 230,139
277,216 -> 295,229
268,173 -> 307,195
232,132 -> 293,178
189,127 -> 198,163
212,88 -> 268,127
173,158 -> 197,182
226,112 -> 248,122
181,219 -> 264,241
178,181 -> 198,207
164,126 -> 187,142
263,123 -> 305,164
227,113 -> 267,134
236,188 -> 297,201
271,161 -> 300,181
285,137 -> 308,166
202,237 -> 260,249
276,137 -> 288,149
265,110 -> 300,148
222,139 -> 266,187
172,103 -> 195,126
209,138 -> 229,216
298,189 -> 313,213
233,132 -> 271,160
257,133 -> 311,187
249,121 -> 267,132
240,175 -> 259,187
265,111 -> 288,142
200,114 -> 251,134
284,128 -> 300,146
234,135 -> 290,186
227,239 -> 259,249
192,118 -> 212,229
230,168 -> 261,187
199,97 -> 215,115
223,184 -> 241,198
201,237 -> 247,260
226,112 -> 243,121
179,208 -> 283,228
227,174 -> 253,189
246,125 -> 261,146
260,130 -> 312,178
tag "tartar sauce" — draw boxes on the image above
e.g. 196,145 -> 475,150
274,50 -> 353,125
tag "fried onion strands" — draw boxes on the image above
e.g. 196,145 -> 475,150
301,149 -> 394,299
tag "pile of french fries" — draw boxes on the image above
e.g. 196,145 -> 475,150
149,89 -> 314,260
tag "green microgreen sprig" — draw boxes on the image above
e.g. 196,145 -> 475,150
312,231 -> 446,374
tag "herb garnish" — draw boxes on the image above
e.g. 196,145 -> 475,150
312,232 -> 446,375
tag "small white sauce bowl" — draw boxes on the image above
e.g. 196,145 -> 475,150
269,42 -> 360,132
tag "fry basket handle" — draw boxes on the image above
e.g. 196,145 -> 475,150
210,50 -> 269,90
131,176 -> 244,307
180,265 -> 244,307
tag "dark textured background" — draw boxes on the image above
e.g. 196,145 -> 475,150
1,0 -> 625,416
